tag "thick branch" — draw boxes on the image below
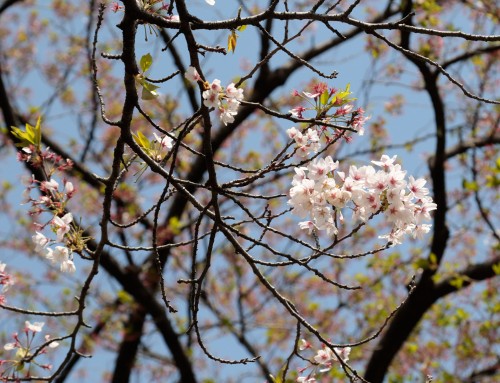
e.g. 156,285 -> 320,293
111,304 -> 147,383
364,3 -> 449,381
434,256 -> 500,299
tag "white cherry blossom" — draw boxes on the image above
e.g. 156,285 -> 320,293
185,66 -> 201,83
226,83 -> 243,101
42,179 -> 59,192
32,231 -> 49,253
61,259 -> 76,273
25,321 -> 44,333
153,132 -> 173,150
288,153 -> 435,245
52,213 -> 73,241
371,154 -> 397,171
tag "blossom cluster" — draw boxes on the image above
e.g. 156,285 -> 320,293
24,176 -> 78,273
32,215 -> 76,274
296,339 -> 351,382
14,119 -> 81,274
287,127 -> 321,158
288,151 -> 436,245
289,82 -> 370,137
1,321 -> 59,378
185,67 -> 244,125
17,145 -> 74,173
30,178 -> 77,273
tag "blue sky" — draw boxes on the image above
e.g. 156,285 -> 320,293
1,1 -> 497,382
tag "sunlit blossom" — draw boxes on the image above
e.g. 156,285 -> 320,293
42,179 -> 59,192
45,335 -> 59,348
32,231 -> 49,253
185,66 -> 201,83
25,321 -> 44,333
289,153 -> 435,244
153,132 -> 173,150
52,213 -> 73,241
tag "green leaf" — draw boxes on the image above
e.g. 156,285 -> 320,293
320,89 -> 329,105
141,81 -> 160,100
133,130 -> 150,149
429,253 -> 437,263
462,179 -> 479,192
449,276 -> 464,289
117,290 -> 133,304
428,252 -> 438,270
140,53 -> 153,73
492,263 -> 500,275
11,126 -> 31,147
331,83 -> 355,106
455,307 -> 469,320
413,258 -> 429,270
228,30 -> 237,53
168,216 -> 182,235
35,116 -> 42,146
407,342 -> 418,353
237,25 -> 247,32
268,363 -> 289,383
11,116 -> 42,148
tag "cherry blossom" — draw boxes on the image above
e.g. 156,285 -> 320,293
334,104 -> 353,117
2,322 -> 59,376
185,66 -> 201,83
408,176 -> 429,199
202,80 -> 222,108
153,132 -> 173,150
44,335 -> 59,349
60,259 -> 76,273
297,376 -> 316,383
299,339 -> 312,351
64,181 -> 75,197
219,98 -> 239,125
371,154 -> 397,171
52,213 -> 73,241
289,152 -> 435,245
3,342 -> 16,351
111,2 -> 123,13
296,340 -> 352,382
32,232 -> 49,253
198,77 -> 245,125
50,246 -> 69,264
287,127 -> 320,157
163,14 -> 180,22
45,246 -> 76,273
41,179 -> 59,192
351,107 -> 369,135
290,106 -> 306,118
313,348 -> 333,365
225,83 -> 244,101
25,321 -> 44,333
0,262 -> 14,294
